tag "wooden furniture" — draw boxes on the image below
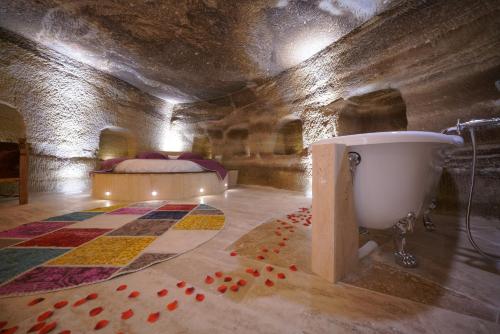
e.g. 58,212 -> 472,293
0,138 -> 29,204
311,142 -> 358,283
92,171 -> 231,201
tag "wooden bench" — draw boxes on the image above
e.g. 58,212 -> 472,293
0,138 -> 29,204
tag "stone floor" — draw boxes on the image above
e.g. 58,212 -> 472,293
0,186 -> 498,333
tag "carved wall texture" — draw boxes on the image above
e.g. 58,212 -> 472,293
0,29 -> 173,193
172,0 -> 500,216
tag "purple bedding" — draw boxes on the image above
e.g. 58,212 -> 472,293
94,153 -> 227,180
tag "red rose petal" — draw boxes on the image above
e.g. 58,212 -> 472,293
217,285 -> 227,294
121,309 -> 134,320
0,321 -> 7,330
185,287 -> 195,295
37,311 -> 53,322
167,300 -> 178,311
39,322 -> 57,334
277,273 -> 286,279
157,289 -> 168,297
214,271 -> 223,278
273,249 -> 280,254
1,326 -> 18,334
230,285 -> 239,292
28,297 -> 44,306
176,281 -> 186,288
58,331 -> 71,334
289,264 -> 298,271
116,284 -> 127,291
261,248 -> 268,253
195,294 -> 205,302
252,270 -> 260,277
237,279 -> 247,286
72,298 -> 87,307
265,265 -> 274,272
89,307 -> 104,317
94,320 -> 109,330
86,293 -> 98,300
147,312 -> 160,323
278,242 -> 286,247
27,322 -> 45,333
54,301 -> 68,309
230,251 -> 237,256
204,275 -> 214,284
245,268 -> 254,274
274,232 -> 282,236
283,237 -> 289,241
256,255 -> 265,260
223,276 -> 232,282
128,291 -> 140,298
265,279 -> 274,287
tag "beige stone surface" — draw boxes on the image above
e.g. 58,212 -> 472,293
0,187 -> 498,333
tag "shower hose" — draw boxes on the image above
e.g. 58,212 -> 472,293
466,128 -> 500,262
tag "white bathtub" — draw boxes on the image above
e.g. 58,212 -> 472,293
316,131 -> 463,230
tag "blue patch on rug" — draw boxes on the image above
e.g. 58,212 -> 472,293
43,212 -> 103,222
0,248 -> 69,284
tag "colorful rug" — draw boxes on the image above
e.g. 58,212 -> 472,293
0,201 -> 225,298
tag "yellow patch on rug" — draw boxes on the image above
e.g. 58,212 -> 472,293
47,236 -> 156,266
174,215 -> 225,230
83,204 -> 129,212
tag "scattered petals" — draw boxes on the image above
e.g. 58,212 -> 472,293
245,268 -> 254,274
89,307 -> 103,317
229,251 -> 237,256
1,326 -> 18,334
277,273 -> 286,279
72,298 -> 87,307
28,297 -> 45,306
128,291 -> 140,298
273,249 -> 280,254
217,285 -> 227,294
261,248 -> 268,253
237,279 -> 247,287
27,322 -> 45,333
147,312 -> 160,323
157,289 -> 168,297
39,322 -> 57,334
94,320 -> 109,331
195,294 -> 205,302
265,265 -> 274,272
256,255 -> 265,260
167,300 -> 178,311
204,275 -> 214,284
185,287 -> 195,295
54,301 -> 68,309
214,272 -> 223,278
289,264 -> 298,271
37,311 -> 53,322
116,285 -> 127,292
230,285 -> 239,292
265,279 -> 274,287
0,321 -> 7,330
252,270 -> 260,277
176,281 -> 186,288
58,331 -> 71,334
121,309 -> 134,320
223,276 -> 232,282
278,241 -> 286,247
86,293 -> 98,300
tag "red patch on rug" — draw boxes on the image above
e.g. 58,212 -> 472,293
121,309 -> 134,320
94,320 -> 109,330
147,312 -> 160,323
157,204 -> 197,211
15,229 -> 111,248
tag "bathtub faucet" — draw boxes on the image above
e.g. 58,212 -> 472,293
441,117 -> 500,135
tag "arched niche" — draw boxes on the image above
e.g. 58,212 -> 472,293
274,117 -> 303,155
192,135 -> 212,158
0,101 -> 26,142
97,127 -> 137,160
335,88 -> 407,136
225,126 -> 249,157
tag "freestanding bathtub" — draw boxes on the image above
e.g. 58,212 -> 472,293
316,131 -> 463,267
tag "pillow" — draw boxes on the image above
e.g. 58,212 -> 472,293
178,152 -> 204,160
99,157 -> 128,171
136,151 -> 169,159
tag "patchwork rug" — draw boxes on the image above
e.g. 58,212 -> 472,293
0,201 -> 225,298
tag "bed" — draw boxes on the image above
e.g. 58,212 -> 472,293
91,153 -> 236,201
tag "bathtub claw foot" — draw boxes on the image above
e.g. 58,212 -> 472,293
423,200 -> 437,232
393,212 -> 418,268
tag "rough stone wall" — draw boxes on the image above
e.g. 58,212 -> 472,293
0,29 -> 173,193
172,0 -> 500,216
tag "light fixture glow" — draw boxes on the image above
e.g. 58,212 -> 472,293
224,183 -> 228,187
199,188 -> 204,193
105,191 -> 111,196
151,191 -> 158,196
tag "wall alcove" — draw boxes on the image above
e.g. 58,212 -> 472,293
274,118 -> 303,155
97,127 -> 137,160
